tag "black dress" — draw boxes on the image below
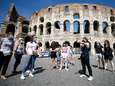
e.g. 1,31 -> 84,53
50,49 -> 57,58
104,47 -> 113,60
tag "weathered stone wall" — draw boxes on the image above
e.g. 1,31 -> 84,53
30,3 -> 115,54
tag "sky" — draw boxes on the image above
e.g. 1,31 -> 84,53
0,0 -> 115,23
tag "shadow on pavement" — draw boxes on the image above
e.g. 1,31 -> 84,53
75,69 -> 89,77
7,67 -> 45,78
33,67 -> 46,75
7,71 -> 22,78
92,65 -> 105,70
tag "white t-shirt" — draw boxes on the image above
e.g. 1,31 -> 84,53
26,41 -> 37,55
0,37 -> 13,56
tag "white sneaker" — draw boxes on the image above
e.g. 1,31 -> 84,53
29,72 -> 34,77
88,76 -> 93,81
26,70 -> 30,74
32,69 -> 35,72
65,68 -> 69,71
59,67 -> 62,70
20,74 -> 25,80
80,74 -> 86,78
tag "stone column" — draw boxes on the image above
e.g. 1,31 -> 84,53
42,39 -> 45,51
60,21 -> 64,34
90,22 -> 94,36
43,23 -> 47,35
51,24 -> 54,35
108,24 -> 112,36
99,23 -> 103,36
80,21 -> 84,36
70,22 -> 73,33
79,7 -> 84,36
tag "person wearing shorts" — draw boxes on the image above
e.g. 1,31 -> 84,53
94,41 -> 104,69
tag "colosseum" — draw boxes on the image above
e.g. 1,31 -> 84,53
29,3 -> 115,54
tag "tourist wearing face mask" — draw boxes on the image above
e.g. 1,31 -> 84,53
79,37 -> 93,81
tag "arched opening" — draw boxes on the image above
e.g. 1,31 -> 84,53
6,24 -> 15,35
73,41 -> 80,48
38,42 -> 42,47
39,24 -> 43,35
111,23 -> 115,36
22,26 -> 28,33
29,27 -> 32,32
45,41 -> 50,50
24,36 -> 31,47
51,41 -> 60,49
39,17 -> 44,22
93,21 -> 99,31
102,22 -> 108,34
33,25 -> 37,32
46,22 -> 51,34
73,21 -> 80,34
64,20 -> 70,32
110,16 -> 115,22
63,41 -> 70,46
73,13 -> 80,19
73,41 -> 80,54
84,20 -> 90,33
54,21 -> 60,29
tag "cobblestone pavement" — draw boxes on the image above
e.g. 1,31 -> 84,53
0,55 -> 115,86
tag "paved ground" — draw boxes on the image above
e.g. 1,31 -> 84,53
0,54 -> 115,86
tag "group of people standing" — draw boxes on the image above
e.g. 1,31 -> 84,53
94,40 -> 114,71
0,33 -> 114,81
49,37 -> 93,81
50,41 -> 75,71
49,37 -> 114,81
0,33 -> 42,80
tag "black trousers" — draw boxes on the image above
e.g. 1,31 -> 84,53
13,53 -> 23,71
80,54 -> 92,76
0,51 -> 12,75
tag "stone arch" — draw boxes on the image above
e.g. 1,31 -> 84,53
93,21 -> 99,31
45,41 -> 50,50
24,36 -> 31,47
33,25 -> 37,32
64,20 -> 70,32
6,24 -> 15,35
73,13 -> 80,19
110,16 -> 115,22
73,41 -> 80,54
111,23 -> 115,36
54,21 -> 60,29
73,41 -> 80,48
39,24 -> 43,35
29,27 -> 32,32
46,22 -> 51,34
22,26 -> 28,33
84,20 -> 90,33
50,41 -> 60,48
73,21 -> 80,34
63,41 -> 70,46
38,42 -> 42,47
102,21 -> 108,34
39,17 -> 44,22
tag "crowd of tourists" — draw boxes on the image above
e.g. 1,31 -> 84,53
0,32 -> 114,81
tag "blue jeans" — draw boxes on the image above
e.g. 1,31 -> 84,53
56,52 -> 61,64
27,55 -> 38,70
30,55 -> 37,69
22,55 -> 31,73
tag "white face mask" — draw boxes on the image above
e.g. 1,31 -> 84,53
97,43 -> 99,45
9,35 -> 13,38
